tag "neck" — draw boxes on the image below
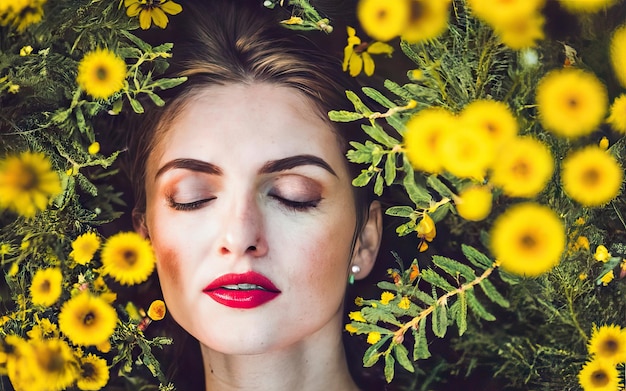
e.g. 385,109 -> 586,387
200,321 -> 359,391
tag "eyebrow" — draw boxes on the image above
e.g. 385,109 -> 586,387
155,154 -> 337,180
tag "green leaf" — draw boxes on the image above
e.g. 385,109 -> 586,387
393,343 -> 415,373
154,76 -> 187,90
362,86 -> 396,109
385,206 -> 414,217
346,90 -> 373,116
385,113 -> 407,135
466,289 -> 496,321
361,123 -> 400,148
402,160 -> 431,206
352,170 -> 375,187
328,110 -> 364,122
462,244 -> 493,270
426,174 -> 456,198
120,30 -> 152,52
377,281 -> 401,292
384,352 -> 396,383
421,269 -> 456,291
456,291 -> 468,336
413,320 -> 431,360
431,301 -> 448,338
374,173 -> 384,196
129,98 -> 145,114
75,107 -> 87,133
363,336 -> 388,367
362,306 -> 400,325
147,92 -> 165,106
410,289 -> 437,306
347,141 -> 374,164
479,279 -> 510,308
432,255 -> 477,281
384,153 -> 397,186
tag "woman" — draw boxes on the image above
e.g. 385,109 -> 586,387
127,1 -> 383,389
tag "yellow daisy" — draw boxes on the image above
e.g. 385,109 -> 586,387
30,267 -> 63,307
349,311 -> 367,323
367,331 -> 382,344
101,231 -> 156,286
5,335 -> 44,390
401,0 -> 451,44
610,25 -> 626,89
490,137 -> 554,198
440,126 -> 495,179
0,0 -> 46,32
578,358 -> 621,391
357,0 -> 410,42
70,232 -> 101,265
404,108 -> 457,174
467,0 -> 543,26
380,291 -> 396,305
460,100 -> 518,150
147,300 -> 166,321
594,245 -> 611,262
124,0 -> 182,30
455,185 -> 493,221
76,48 -> 127,100
490,203 -> 565,277
558,0 -> 618,13
588,324 -> 626,364
0,151 -> 62,218
342,26 -> 394,77
77,353 -> 109,391
30,338 -> 78,390
536,68 -> 608,138
607,94 -> 626,133
58,292 -> 118,346
398,296 -> 411,310
561,146 -> 623,207
495,12 -> 545,50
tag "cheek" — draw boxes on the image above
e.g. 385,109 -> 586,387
155,246 -> 181,289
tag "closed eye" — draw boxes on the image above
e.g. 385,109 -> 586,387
270,194 -> 321,211
167,197 -> 216,211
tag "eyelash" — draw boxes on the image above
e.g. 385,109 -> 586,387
167,197 -> 215,211
166,195 -> 321,212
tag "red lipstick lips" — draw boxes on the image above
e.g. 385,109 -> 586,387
203,271 -> 281,309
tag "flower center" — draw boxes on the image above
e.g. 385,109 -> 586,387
603,338 -> 618,354
82,362 -> 96,378
95,66 -> 108,81
83,311 -> 96,326
17,165 -> 39,191
591,369 -> 609,386
582,168 -> 600,187
512,160 -> 530,178
40,279 -> 51,293
123,249 -> 137,265
520,233 -> 537,250
567,97 -> 579,109
40,349 -> 65,373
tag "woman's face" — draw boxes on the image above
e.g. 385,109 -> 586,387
142,83 -> 359,354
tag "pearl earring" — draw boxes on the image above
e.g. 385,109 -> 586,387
348,264 -> 361,285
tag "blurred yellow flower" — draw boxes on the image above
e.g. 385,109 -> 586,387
598,137 -> 609,150
101,232 -> 156,285
610,25 -> 626,88
559,0 -> 618,13
574,236 -> 590,251
398,296 -> 411,310
401,0 -> 451,44
342,26 -> 394,77
460,100 -> 518,150
607,94 -> 626,134
600,270 -> 614,286
594,245 -> 611,262
88,141 -> 100,155
367,331 -> 382,344
357,0 -> 410,42
29,338 -> 78,390
440,126 -> 495,179
456,185 -> 492,222
490,137 -> 554,198
124,0 -> 182,30
404,108 -> 457,174
77,353 -> 110,390
58,292 -> 118,346
495,12 -> 545,50
77,48 -> 127,100
380,291 -> 396,305
0,151 -> 62,218
71,232 -> 101,265
561,146 -> 623,207
0,0 -> 46,32
491,203 -> 565,277
467,0 -> 543,26
588,324 -> 626,364
30,268 -> 62,307
19,45 -> 32,56
147,299 -> 166,321
578,358 -> 620,391
536,68 -> 607,138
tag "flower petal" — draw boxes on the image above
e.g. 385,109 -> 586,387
161,1 -> 183,15
126,3 -> 141,17
349,53 -> 363,77
139,10 -> 152,29
151,8 -> 169,28
362,52 -> 375,76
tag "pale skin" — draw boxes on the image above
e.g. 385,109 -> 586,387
136,82 -> 382,390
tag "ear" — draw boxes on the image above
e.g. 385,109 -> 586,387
351,201 -> 383,280
132,208 -> 150,239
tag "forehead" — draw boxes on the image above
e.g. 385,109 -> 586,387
147,82 -> 347,176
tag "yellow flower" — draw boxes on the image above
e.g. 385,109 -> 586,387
349,311 -> 367,323
27,317 -> 58,340
342,26 -> 394,77
355,296 -> 364,306
578,358 -> 621,391
0,0 -> 46,32
124,0 -> 182,30
574,236 -> 590,252
345,324 -> 358,334
19,45 -> 32,56
58,292 -> 118,346
610,25 -> 626,88
7,83 -> 19,93
536,68 -> 608,138
357,0 -> 410,42
147,300 -> 166,321
88,142 -> 100,155
30,267 -> 63,307
404,108 -> 457,174
494,12 -> 545,50
467,0 -> 543,26
77,353 -> 109,391
559,0 -> 618,13
417,213 -> 436,243
588,324 -> 626,364
29,338 -> 78,390
76,48 -> 127,100
579,272 -> 588,280
101,231 -> 156,286
561,146 -> 623,207
490,137 -> 554,198
440,125 -> 495,179
456,185 -> 492,222
0,151 -> 62,218
490,203 -> 565,277
460,100 -> 518,150
599,137 -> 609,150
380,291 -> 396,305
398,296 -> 411,310
594,245 -> 611,262
607,94 -> 626,134
367,331 -> 382,344
600,270 -> 614,286
71,232 -> 101,265
401,0 -> 451,44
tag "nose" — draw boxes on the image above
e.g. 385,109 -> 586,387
217,194 -> 268,259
